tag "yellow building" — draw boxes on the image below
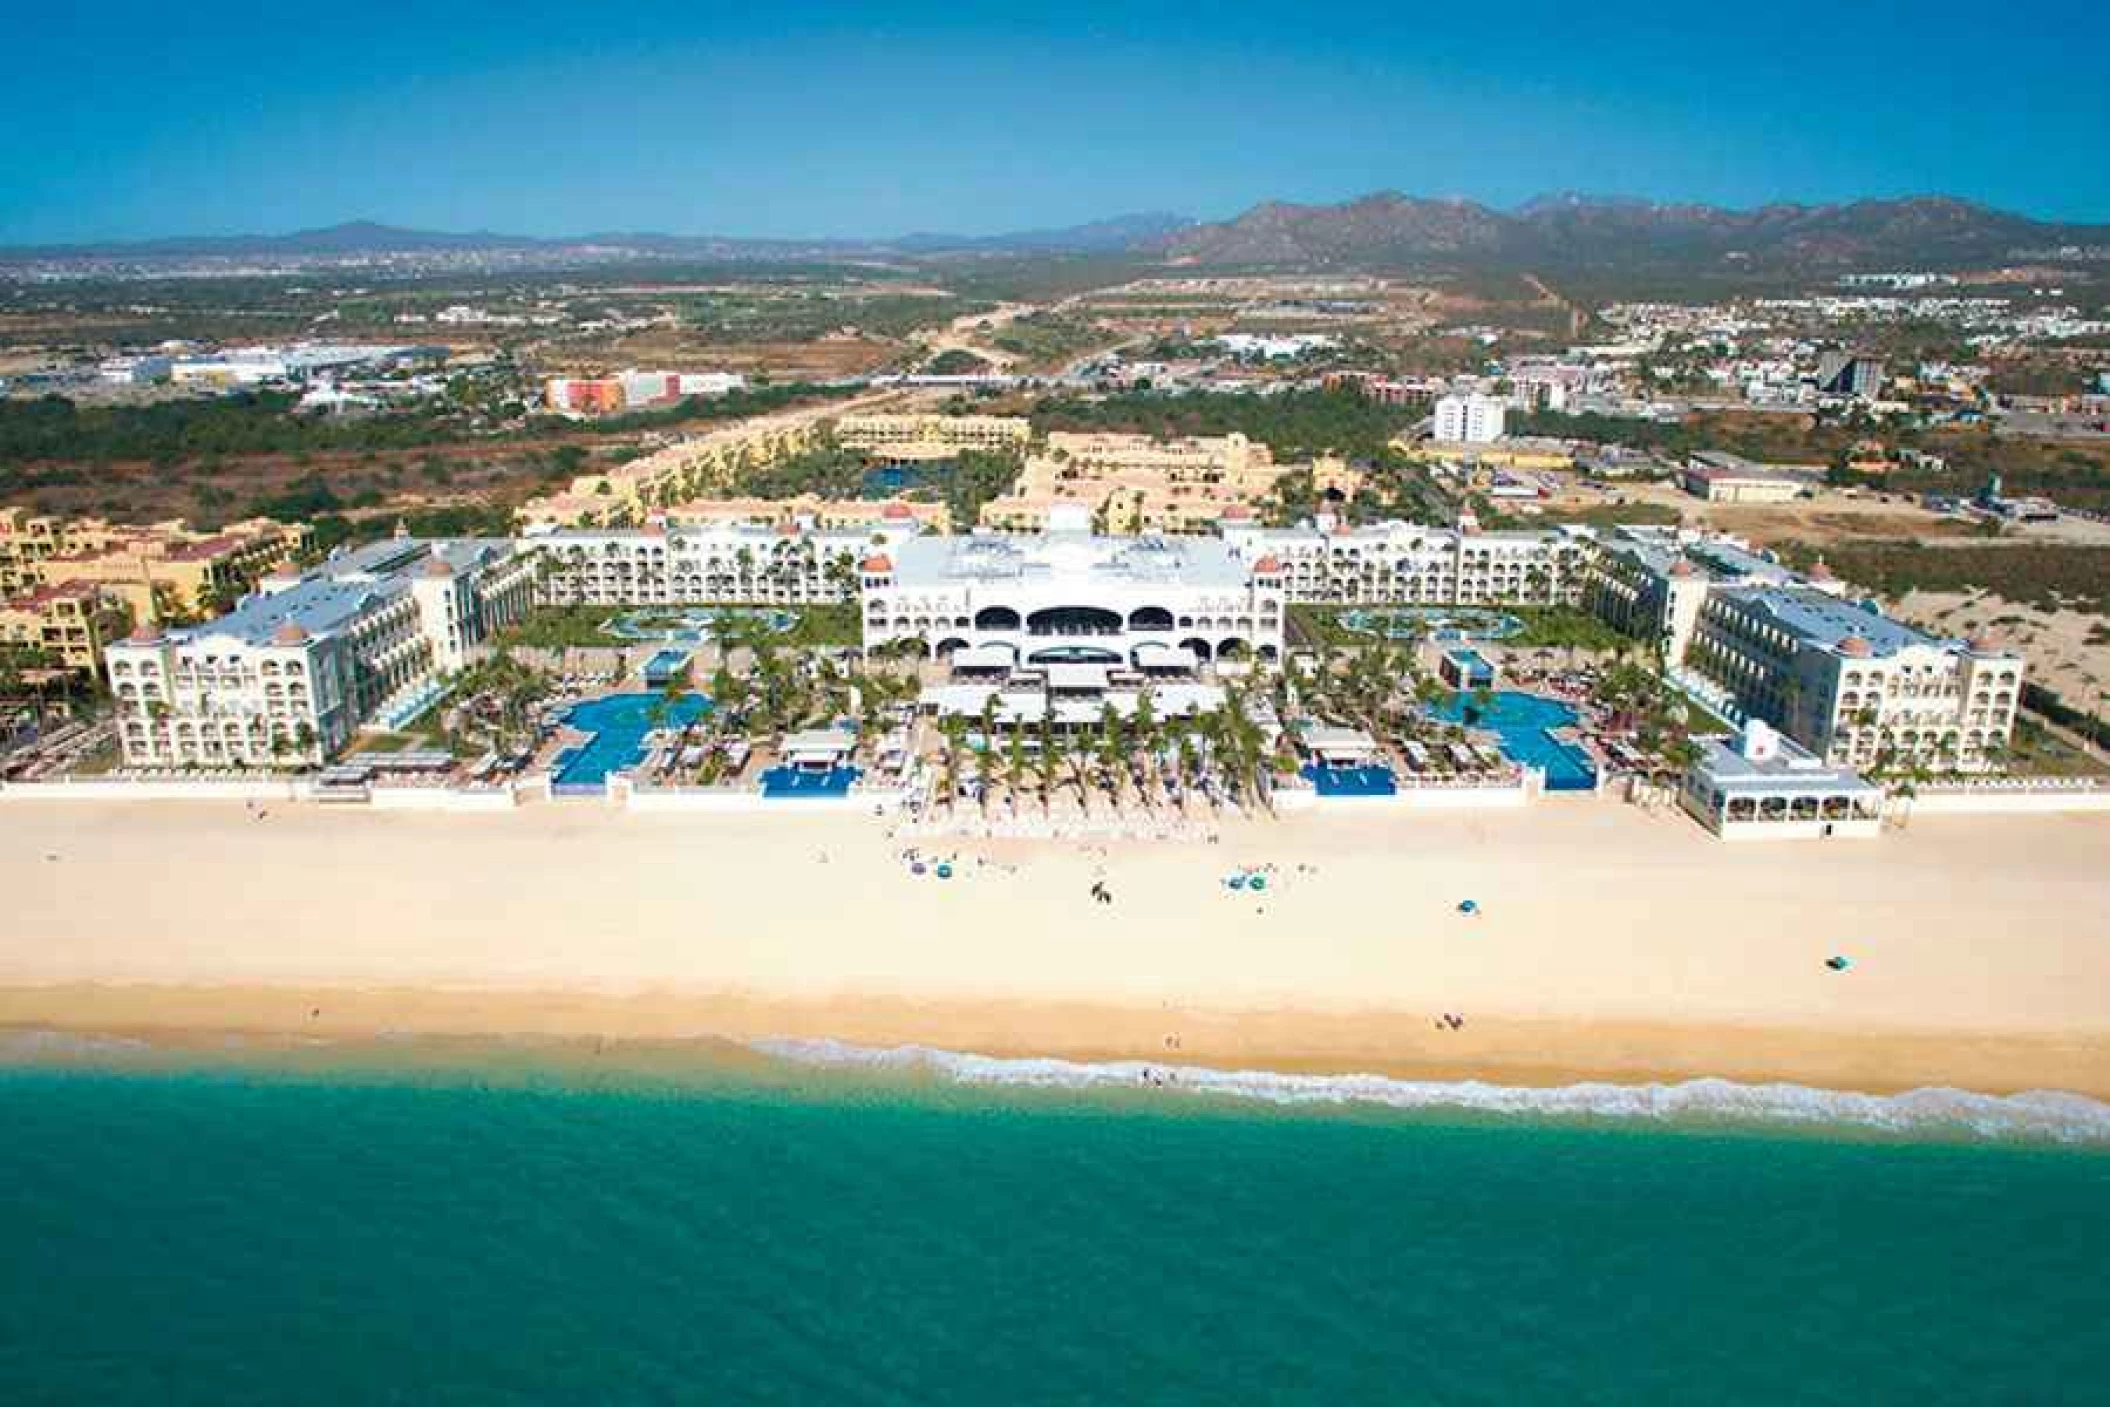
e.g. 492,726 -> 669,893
0,508 -> 311,622
979,431 -> 1296,534
515,421 -> 823,529
665,496 -> 952,533
1393,435 -> 1576,471
0,579 -> 130,675
834,413 -> 1030,461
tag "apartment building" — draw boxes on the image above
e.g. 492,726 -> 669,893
1432,394 -> 1507,444
103,537 -> 537,770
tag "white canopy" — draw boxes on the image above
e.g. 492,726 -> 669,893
1133,642 -> 1198,670
953,642 -> 1017,671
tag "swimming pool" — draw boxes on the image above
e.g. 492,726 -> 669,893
1301,763 -> 1398,797
760,764 -> 861,799
601,608 -> 798,644
1426,690 -> 1597,792
1338,606 -> 1523,643
554,692 -> 712,788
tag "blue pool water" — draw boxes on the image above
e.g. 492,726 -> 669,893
555,692 -> 711,788
1429,689 -> 1598,791
760,764 -> 861,798
1338,605 -> 1523,642
1301,763 -> 1398,797
1445,647 -> 1497,686
601,607 -> 796,644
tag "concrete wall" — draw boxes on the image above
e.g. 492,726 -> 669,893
1901,785 -> 2110,816
1279,780 -> 1532,813
367,786 -> 519,813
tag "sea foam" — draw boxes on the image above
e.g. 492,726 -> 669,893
751,1037 -> 2110,1146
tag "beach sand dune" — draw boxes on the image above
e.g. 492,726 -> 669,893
4,799 -> 2107,1096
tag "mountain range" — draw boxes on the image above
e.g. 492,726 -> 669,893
1157,193 -> 2110,271
6,196 -> 2104,272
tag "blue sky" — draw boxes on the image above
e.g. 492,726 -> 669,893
3,0 -> 2105,243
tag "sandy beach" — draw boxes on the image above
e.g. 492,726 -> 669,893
4,797 -> 2108,1097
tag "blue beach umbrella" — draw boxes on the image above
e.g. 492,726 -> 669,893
1458,899 -> 1479,915
936,863 -> 953,880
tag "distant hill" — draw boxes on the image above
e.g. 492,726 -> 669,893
0,214 -> 1195,265
1158,192 -> 2110,272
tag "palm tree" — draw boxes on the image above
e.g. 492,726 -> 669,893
1005,726 -> 1029,816
938,715 -> 968,815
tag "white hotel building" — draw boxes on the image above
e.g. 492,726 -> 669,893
1218,515 -> 1591,607
860,507 -> 1287,669
104,537 -> 536,770
524,513 -> 932,608
1686,586 -> 2023,774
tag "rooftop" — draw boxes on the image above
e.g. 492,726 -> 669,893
1719,585 -> 1941,658
891,531 -> 1257,590
1693,734 -> 1881,797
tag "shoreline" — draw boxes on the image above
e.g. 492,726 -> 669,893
8,799 -> 2109,1108
5,984 -> 2110,1103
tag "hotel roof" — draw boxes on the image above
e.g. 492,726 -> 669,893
161,576 -> 402,648
1693,735 -> 1881,798
891,531 -> 1255,590
1717,585 -> 1942,658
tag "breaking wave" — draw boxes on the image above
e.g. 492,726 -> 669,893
751,1037 -> 2110,1146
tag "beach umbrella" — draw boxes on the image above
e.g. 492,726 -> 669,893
1249,875 -> 1268,892
936,863 -> 953,880
1228,874 -> 1247,890
1458,899 -> 1479,915
1825,955 -> 1853,972
911,862 -> 927,876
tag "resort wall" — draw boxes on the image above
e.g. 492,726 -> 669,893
1899,783 -> 2110,817
0,777 -> 304,803
1275,780 -> 1533,813
617,779 -> 911,815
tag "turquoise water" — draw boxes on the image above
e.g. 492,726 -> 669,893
759,763 -> 862,797
1300,762 -> 1398,796
555,691 -> 712,788
2,1047 -> 2106,1404
1430,688 -> 1598,792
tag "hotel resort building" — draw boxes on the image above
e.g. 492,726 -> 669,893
0,579 -> 131,675
861,506 -> 1287,669
1581,524 -> 2023,772
1679,720 -> 1884,841
833,413 -> 1030,461
1218,515 -> 1591,607
525,511 -> 934,609
103,536 -> 537,770
979,431 -> 1339,536
1685,586 -> 2022,773
515,419 -> 824,529
0,508 -> 312,622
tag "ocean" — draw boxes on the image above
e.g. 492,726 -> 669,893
2,1036 -> 2107,1405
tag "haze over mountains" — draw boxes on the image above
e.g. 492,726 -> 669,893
7,194 -> 2105,272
